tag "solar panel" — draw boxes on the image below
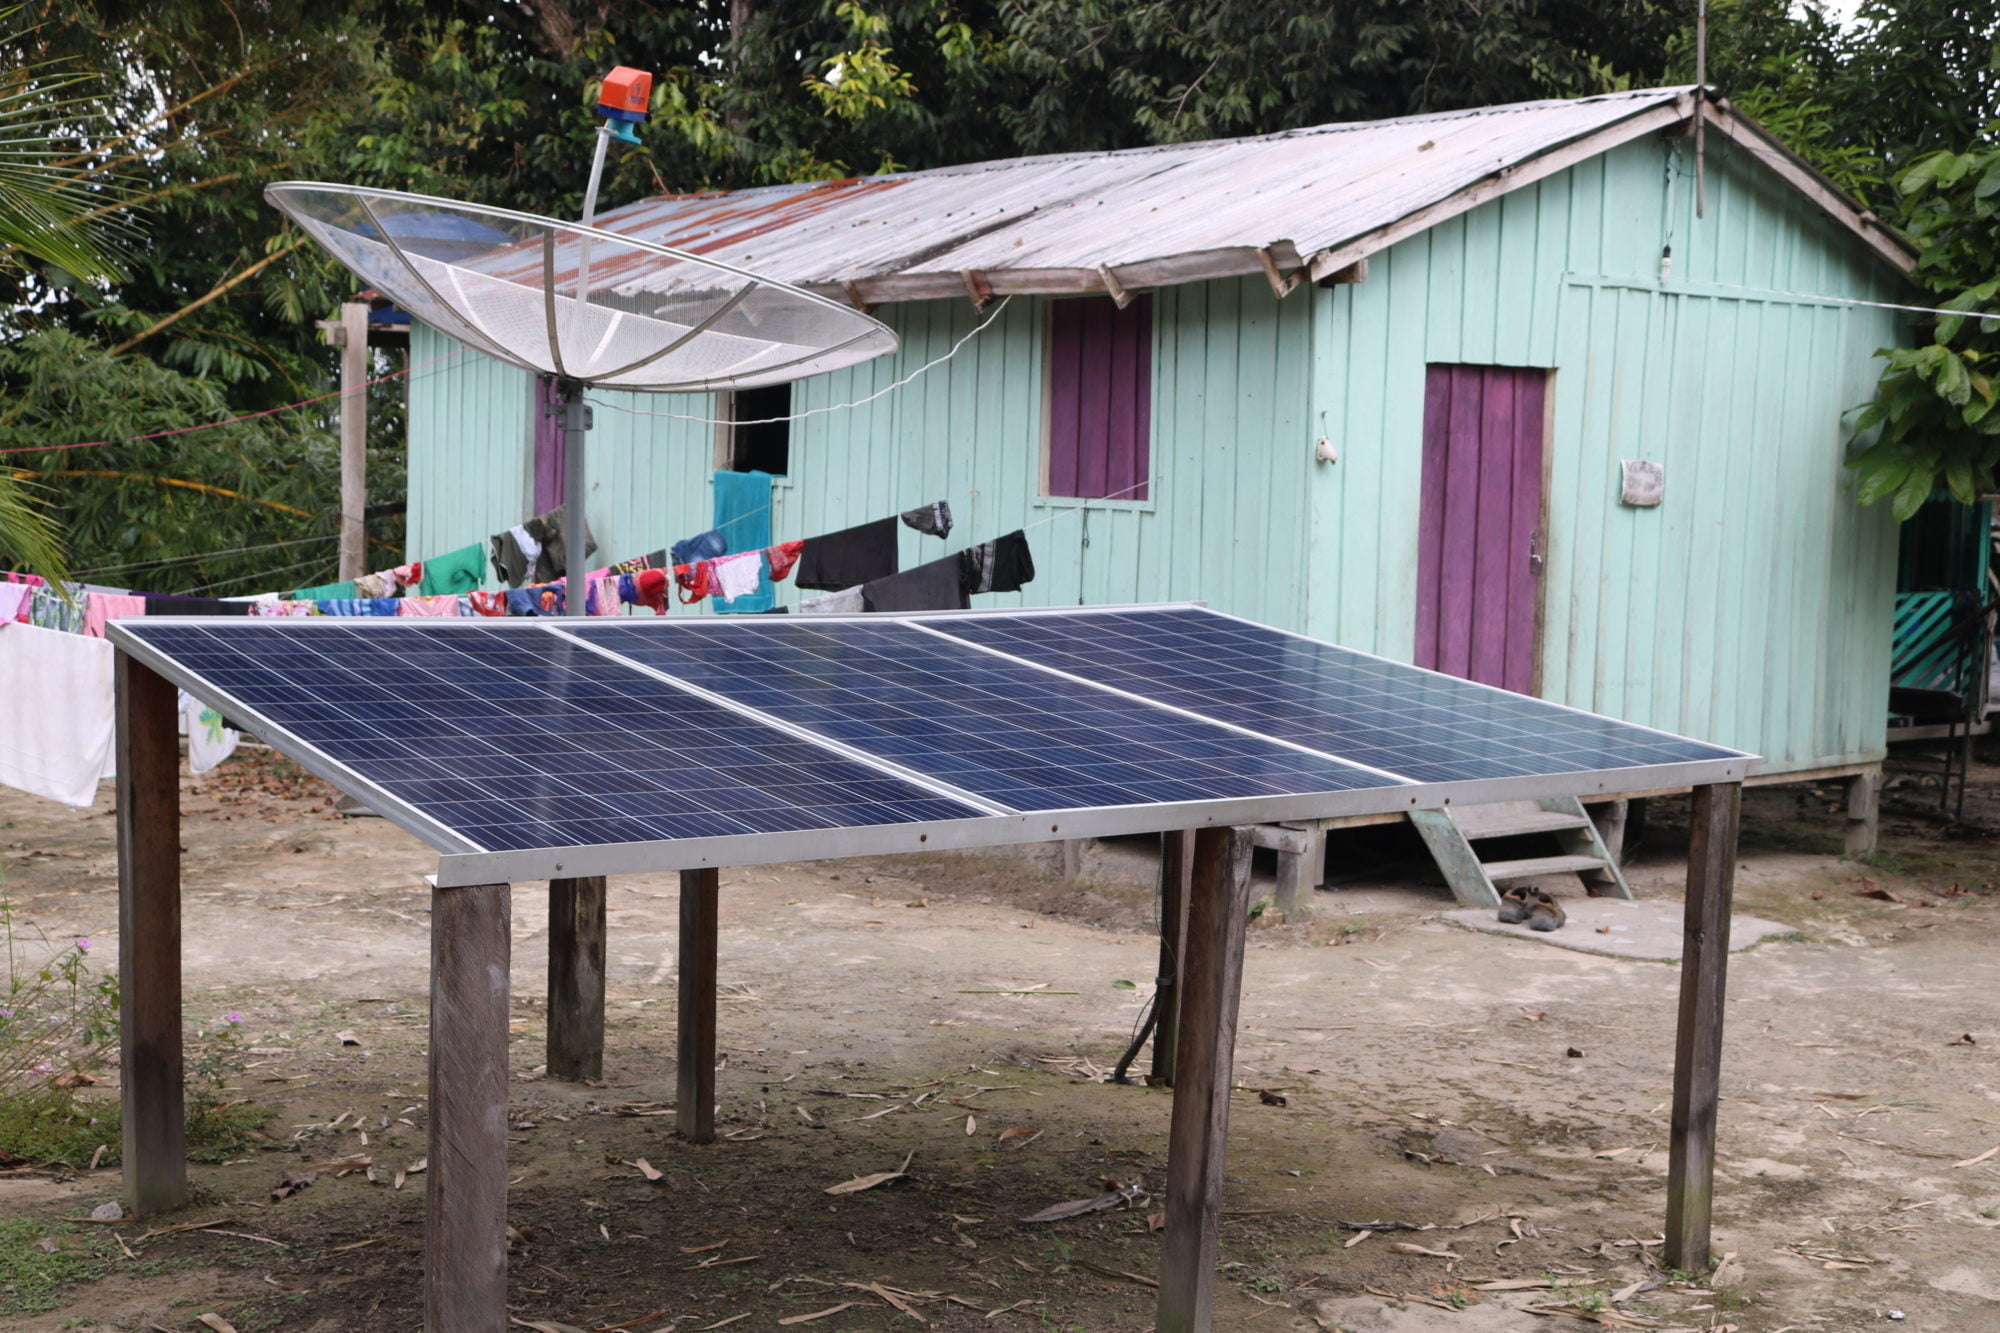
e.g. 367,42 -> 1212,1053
109,605 -> 1752,885
114,621 -> 984,853
922,607 -> 1745,784
571,619 -> 1404,811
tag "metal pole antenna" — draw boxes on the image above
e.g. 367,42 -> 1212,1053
561,379 -> 589,618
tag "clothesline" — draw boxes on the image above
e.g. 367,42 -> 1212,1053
588,296 -> 1016,428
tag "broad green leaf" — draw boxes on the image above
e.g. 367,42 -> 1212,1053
1893,466 -> 1938,521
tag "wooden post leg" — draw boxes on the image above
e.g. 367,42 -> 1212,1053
1664,783 -> 1741,1273
1844,768 -> 1880,858
677,868 -> 719,1144
116,653 -> 186,1218
1152,830 -> 1193,1086
546,876 -> 606,1081
1593,800 -> 1630,865
1157,827 -> 1253,1333
426,880 -> 511,1333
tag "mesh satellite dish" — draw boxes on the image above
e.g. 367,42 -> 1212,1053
266,69 -> 898,615
264,183 -> 897,391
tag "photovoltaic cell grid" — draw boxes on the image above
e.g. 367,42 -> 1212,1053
924,608 -> 1745,783
119,622 -> 983,852
578,619 -> 1403,810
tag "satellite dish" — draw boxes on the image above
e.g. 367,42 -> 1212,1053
267,70 -> 896,621
264,182 -> 897,392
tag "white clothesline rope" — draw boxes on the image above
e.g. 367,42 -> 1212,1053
587,296 -> 1016,427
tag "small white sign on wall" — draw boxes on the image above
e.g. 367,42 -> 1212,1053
1620,458 -> 1664,507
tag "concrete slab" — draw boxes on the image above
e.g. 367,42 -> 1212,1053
1438,896 -> 1792,961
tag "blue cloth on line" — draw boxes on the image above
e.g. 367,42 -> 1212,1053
711,470 -> 774,614
671,528 -> 728,567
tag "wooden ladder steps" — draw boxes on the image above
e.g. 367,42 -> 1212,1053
1483,853 -> 1613,882
1449,804 -> 1591,839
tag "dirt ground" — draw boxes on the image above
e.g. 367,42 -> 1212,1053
1,750 -> 1997,1333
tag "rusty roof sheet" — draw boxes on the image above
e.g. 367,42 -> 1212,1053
587,88 -> 1713,301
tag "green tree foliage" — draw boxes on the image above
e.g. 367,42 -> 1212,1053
1845,138 -> 2000,517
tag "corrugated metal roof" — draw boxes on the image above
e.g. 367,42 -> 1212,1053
586,87 -> 1910,304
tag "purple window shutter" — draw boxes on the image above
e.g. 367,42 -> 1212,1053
532,376 -> 565,513
1047,296 -> 1152,500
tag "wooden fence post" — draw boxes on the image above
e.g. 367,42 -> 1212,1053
1664,782 -> 1741,1273
426,880 -> 511,1333
677,868 -> 719,1144
1156,826 -> 1253,1333
116,653 -> 187,1218
546,876 -> 607,1081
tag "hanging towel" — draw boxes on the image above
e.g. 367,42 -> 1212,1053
178,689 -> 240,776
143,595 -> 249,617
587,574 -> 621,616
0,622 -> 115,807
289,578 -> 358,601
711,470 -> 775,613
29,587 -> 85,633
251,599 -> 313,617
764,540 -> 805,582
710,551 -> 765,605
82,592 -> 148,639
958,530 -> 1037,595
397,594 -> 461,617
419,542 -> 486,596
672,530 -> 728,567
0,583 -> 33,623
861,556 -> 970,613
900,500 -> 954,539
798,585 -> 865,615
796,516 -> 898,591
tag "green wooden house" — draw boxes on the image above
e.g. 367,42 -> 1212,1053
401,86 -> 1915,846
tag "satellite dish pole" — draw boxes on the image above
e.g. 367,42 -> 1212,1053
561,66 -> 654,617
1694,0 -> 1707,220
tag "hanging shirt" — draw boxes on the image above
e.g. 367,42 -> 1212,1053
29,587 -> 86,633
861,556 -> 970,613
959,530 -> 1037,595
82,592 -> 148,639
798,586 -> 866,615
710,551 -> 765,605
467,591 -> 509,617
0,622 -> 115,807
901,500 -> 954,539
178,689 -> 240,776
587,574 -> 620,617
353,570 -> 395,597
397,594 -> 461,617
671,530 -> 728,567
251,599 -> 313,617
796,516 -> 899,591
764,540 -> 806,582
418,542 -> 486,596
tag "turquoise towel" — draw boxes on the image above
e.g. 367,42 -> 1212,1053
711,469 -> 774,614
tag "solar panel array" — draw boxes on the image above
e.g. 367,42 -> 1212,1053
112,606 -> 1749,871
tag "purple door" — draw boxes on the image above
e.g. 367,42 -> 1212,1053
1415,365 -> 1547,694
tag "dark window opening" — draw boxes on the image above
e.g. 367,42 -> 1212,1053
730,383 -> 791,475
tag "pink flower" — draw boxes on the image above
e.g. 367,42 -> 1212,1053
225,1012 -> 242,1024
75,937 -> 90,951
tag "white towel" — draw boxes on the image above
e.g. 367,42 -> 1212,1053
710,551 -> 764,604
0,622 -> 116,807
179,690 -> 240,775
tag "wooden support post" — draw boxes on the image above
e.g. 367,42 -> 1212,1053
1270,823 -> 1324,921
546,876 -> 606,1081
116,653 -> 187,1218
1157,826 -> 1253,1333
334,300 -> 369,581
1152,830 -> 1193,1086
1061,838 -> 1087,882
1844,768 -> 1880,858
425,880 -> 511,1333
677,868 -> 719,1144
1664,782 -> 1741,1274
1592,799 -> 1630,865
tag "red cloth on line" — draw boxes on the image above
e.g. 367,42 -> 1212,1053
764,539 -> 805,582
467,591 -> 509,617
632,568 -> 670,615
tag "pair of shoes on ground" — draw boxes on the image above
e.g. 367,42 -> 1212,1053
1498,886 -> 1566,932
